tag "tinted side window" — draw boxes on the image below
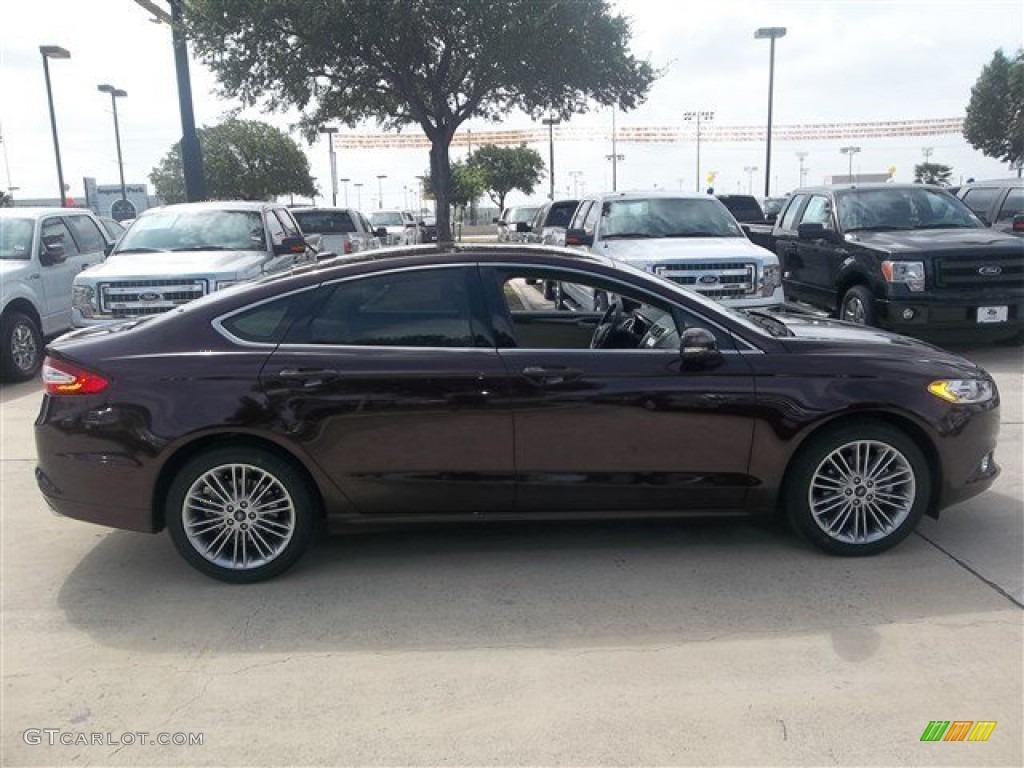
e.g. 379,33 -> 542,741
65,216 -> 107,253
298,268 -> 478,348
274,209 -> 301,238
960,187 -> 1000,218
996,188 -> 1023,222
547,201 -> 579,228
569,201 -> 592,229
221,292 -> 309,343
778,194 -> 807,231
40,217 -> 81,257
799,196 -> 833,228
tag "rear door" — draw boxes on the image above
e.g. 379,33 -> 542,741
787,194 -> 840,309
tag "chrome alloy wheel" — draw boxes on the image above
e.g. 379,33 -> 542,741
808,439 -> 916,544
182,463 -> 296,570
11,320 -> 38,373
841,295 -> 867,324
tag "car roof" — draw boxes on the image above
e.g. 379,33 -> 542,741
958,178 -> 1024,188
789,183 -> 947,194
289,207 -> 359,213
587,189 -> 718,202
142,201 -> 278,215
0,207 -> 96,218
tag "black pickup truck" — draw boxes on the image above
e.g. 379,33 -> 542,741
741,184 -> 1024,343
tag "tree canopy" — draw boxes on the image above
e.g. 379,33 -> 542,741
469,144 -> 545,212
913,162 -> 953,186
964,49 -> 1024,173
184,0 -> 657,239
149,118 -> 316,204
421,161 -> 487,211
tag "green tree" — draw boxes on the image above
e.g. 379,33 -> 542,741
913,162 -> 953,185
184,0 -> 657,241
964,49 -> 1024,175
422,161 -> 486,221
149,119 -> 316,203
469,144 -> 545,212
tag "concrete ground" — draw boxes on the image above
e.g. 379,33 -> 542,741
1,334 -> 1021,766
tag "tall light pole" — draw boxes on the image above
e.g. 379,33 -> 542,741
354,182 -> 363,209
755,27 -> 786,199
40,45 -> 70,207
97,84 -> 128,204
608,107 -> 622,191
320,126 -> 339,206
339,177 -> 350,207
744,166 -> 759,194
683,110 -> 714,193
376,174 -> 387,208
796,151 -> 809,187
840,146 -> 861,182
541,116 -> 560,200
569,170 -> 583,198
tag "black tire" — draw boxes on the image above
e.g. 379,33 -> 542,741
166,446 -> 317,583
839,284 -> 875,326
995,329 -> 1024,347
784,421 -> 930,556
1,311 -> 43,383
593,290 -> 609,313
543,281 -> 556,301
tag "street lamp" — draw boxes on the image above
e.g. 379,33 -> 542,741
541,116 -> 560,200
354,182 -> 364,209
376,174 -> 387,208
568,170 -> 583,198
320,126 -> 339,206
97,84 -> 128,206
339,177 -> 350,207
840,146 -> 861,182
683,110 -> 714,193
744,166 -> 759,194
796,151 -> 809,187
754,27 -> 786,200
40,45 -> 70,207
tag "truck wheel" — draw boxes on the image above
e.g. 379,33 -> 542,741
1,312 -> 43,382
840,285 -> 875,326
543,281 -> 556,301
593,291 -> 609,312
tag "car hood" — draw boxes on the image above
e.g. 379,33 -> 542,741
845,228 -> 1023,253
79,250 -> 266,280
597,237 -> 778,263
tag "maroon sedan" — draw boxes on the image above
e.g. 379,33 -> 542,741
35,246 -> 1001,582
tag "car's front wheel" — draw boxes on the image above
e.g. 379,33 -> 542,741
840,285 -> 875,326
784,422 -> 930,556
166,446 -> 316,583
1,311 -> 43,382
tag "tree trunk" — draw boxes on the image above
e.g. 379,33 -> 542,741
429,135 -> 454,243
497,191 -> 507,214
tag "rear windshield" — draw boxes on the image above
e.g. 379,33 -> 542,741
717,196 -> 764,222
546,201 -> 579,228
293,210 -> 357,234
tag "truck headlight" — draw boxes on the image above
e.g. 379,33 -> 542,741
927,379 -> 996,404
882,260 -> 925,292
760,264 -> 782,297
72,285 -> 96,317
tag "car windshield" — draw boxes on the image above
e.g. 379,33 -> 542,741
293,210 -> 356,234
371,212 -> 404,227
115,210 -> 266,253
508,207 -> 541,223
838,188 -> 982,231
0,218 -> 34,260
602,198 -> 744,238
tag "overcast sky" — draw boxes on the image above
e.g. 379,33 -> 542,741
2,0 -> 1021,210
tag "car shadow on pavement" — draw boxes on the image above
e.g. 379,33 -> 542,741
57,505 -> 1019,656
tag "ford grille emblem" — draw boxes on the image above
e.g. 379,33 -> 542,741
977,266 -> 1002,276
697,274 -> 720,285
139,291 -> 162,302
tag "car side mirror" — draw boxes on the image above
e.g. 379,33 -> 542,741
374,227 -> 388,238
564,228 -> 593,247
274,235 -> 307,255
39,238 -> 67,266
797,222 -> 835,241
679,327 -> 722,370
515,222 -> 531,233
1013,214 -> 1024,233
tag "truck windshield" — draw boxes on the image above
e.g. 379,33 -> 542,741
114,210 -> 266,253
838,188 -> 982,232
602,198 -> 744,239
0,218 -> 33,260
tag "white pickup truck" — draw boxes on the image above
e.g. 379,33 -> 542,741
290,206 -> 383,256
71,201 -> 318,327
1,207 -> 114,380
560,191 -> 782,311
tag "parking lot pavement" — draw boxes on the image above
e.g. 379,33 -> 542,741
2,343 -> 1021,766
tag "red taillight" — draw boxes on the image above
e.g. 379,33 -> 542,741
343,240 -> 354,254
42,357 -> 109,396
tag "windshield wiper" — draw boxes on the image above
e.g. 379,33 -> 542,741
741,310 -> 794,337
912,223 -> 976,230
113,247 -> 166,254
170,245 -> 234,251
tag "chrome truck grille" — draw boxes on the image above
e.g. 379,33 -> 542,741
99,279 -> 207,316
652,262 -> 757,300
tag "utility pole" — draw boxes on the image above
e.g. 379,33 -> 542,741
796,151 -> 808,187
683,110 -> 714,192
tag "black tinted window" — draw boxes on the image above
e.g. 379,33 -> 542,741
221,292 -> 307,343
778,194 -> 806,231
996,188 -> 1023,222
961,187 -> 1000,217
293,210 -> 357,234
298,268 -> 478,347
66,216 -> 107,253
547,201 -> 579,228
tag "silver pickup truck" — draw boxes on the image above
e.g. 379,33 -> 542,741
72,201 -> 318,327
1,207 -> 114,380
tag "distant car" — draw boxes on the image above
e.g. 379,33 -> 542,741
761,197 -> 789,224
417,215 -> 438,243
36,244 -> 1003,582
524,199 -> 581,246
370,209 -> 420,246
494,205 -> 541,242
715,194 -> 766,224
290,207 -> 382,255
954,179 -> 1024,236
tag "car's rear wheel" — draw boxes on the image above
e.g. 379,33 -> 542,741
543,280 -> 556,301
840,285 -> 875,326
1,311 -> 43,382
166,446 -> 316,583
784,422 -> 930,555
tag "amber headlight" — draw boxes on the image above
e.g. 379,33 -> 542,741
928,379 -> 995,404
